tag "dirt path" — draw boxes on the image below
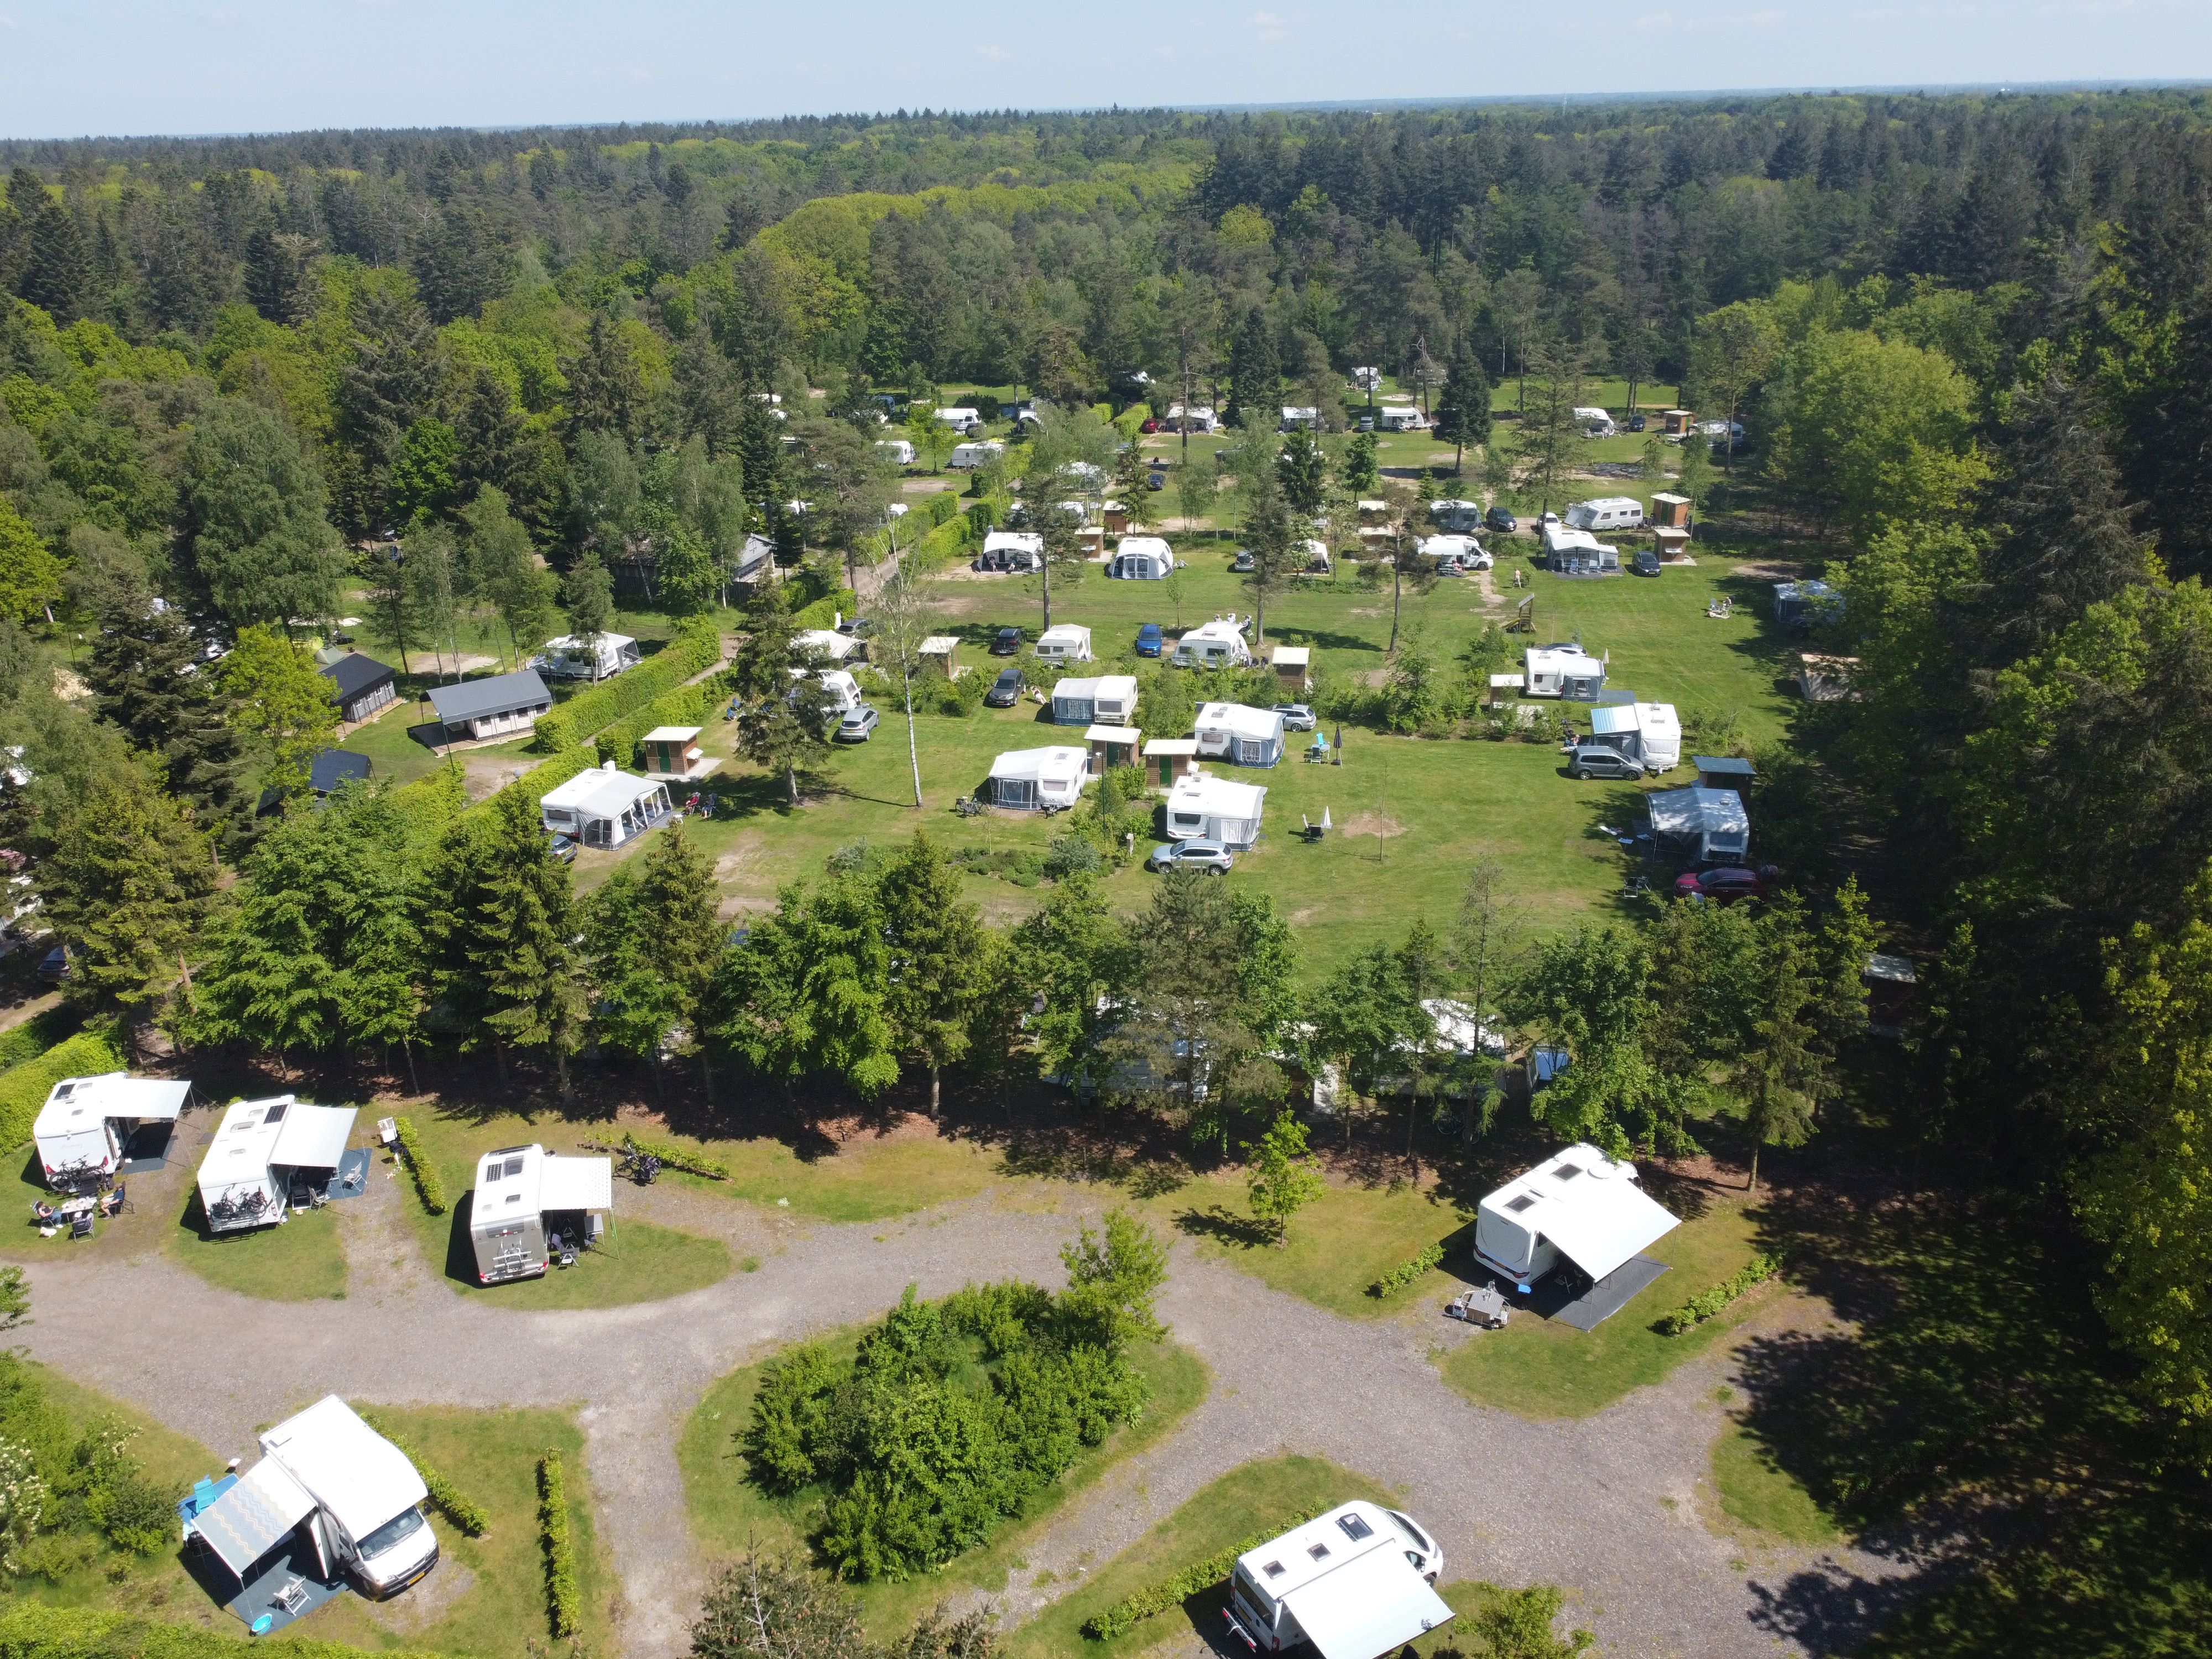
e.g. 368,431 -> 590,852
17,1170 -> 1906,1659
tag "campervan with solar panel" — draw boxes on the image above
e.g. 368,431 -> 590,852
1223,1501 -> 1451,1657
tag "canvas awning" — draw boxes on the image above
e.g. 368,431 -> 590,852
1535,1177 -> 1681,1282
192,1457 -> 317,1579
1281,1548 -> 1454,1659
538,1156 -> 613,1212
270,1104 -> 358,1171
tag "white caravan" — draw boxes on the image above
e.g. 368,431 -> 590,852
1573,405 -> 1617,435
1474,1142 -> 1681,1292
947,440 -> 1004,469
33,1073 -> 191,1189
1172,618 -> 1251,669
189,1396 -> 437,1601
1165,773 -> 1267,847
1522,645 -> 1608,699
1566,495 -> 1644,532
987,747 -> 1088,811
1224,1500 -> 1451,1656
1034,624 -> 1094,664
535,632 -> 640,681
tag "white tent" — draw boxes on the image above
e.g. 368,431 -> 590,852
1034,624 -> 1093,663
539,765 -> 672,849
1522,645 -> 1607,699
196,1097 -> 360,1234
988,747 -> 1088,811
1193,702 -> 1287,768
791,629 -> 864,664
1051,674 -> 1139,726
1107,536 -> 1175,580
1473,1143 -> 1681,1291
534,633 -> 639,681
1172,618 -> 1251,669
1165,772 -> 1267,847
33,1073 -> 190,1188
1647,783 -> 1750,863
978,530 -> 1042,571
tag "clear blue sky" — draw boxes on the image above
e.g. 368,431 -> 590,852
4,1 -> 2209,139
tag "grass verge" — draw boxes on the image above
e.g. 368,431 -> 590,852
163,1192 -> 348,1302
1707,1420 -> 1840,1547
680,1331 -> 1209,1642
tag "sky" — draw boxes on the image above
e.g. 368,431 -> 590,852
2,1 -> 2210,139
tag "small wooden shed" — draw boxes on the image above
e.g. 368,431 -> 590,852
1142,737 -> 1199,790
1086,724 -> 1142,777
1650,492 -> 1693,529
1663,409 -> 1696,437
919,636 -> 960,679
1653,526 -> 1693,561
1270,644 -> 1311,693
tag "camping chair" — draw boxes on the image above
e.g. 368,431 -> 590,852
30,1201 -> 54,1225
269,1577 -> 310,1614
67,1212 -> 93,1240
102,1182 -> 126,1217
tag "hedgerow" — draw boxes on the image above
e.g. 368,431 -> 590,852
1082,1507 -> 1324,1640
0,1030 -> 126,1152
391,1117 -> 446,1217
1653,1254 -> 1783,1336
592,669 -> 738,770
1367,1243 -> 1445,1299
531,618 -> 724,753
620,1131 -> 729,1180
536,1449 -> 580,1637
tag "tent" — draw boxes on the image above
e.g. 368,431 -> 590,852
988,747 -> 1088,811
1107,536 -> 1175,580
535,633 -> 640,681
1051,675 -> 1138,726
1646,784 -> 1750,864
196,1097 -> 360,1234
539,765 -> 672,849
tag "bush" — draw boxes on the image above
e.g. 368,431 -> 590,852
0,1031 -> 126,1154
930,669 -> 987,717
1368,1243 -> 1445,1299
621,1131 -> 729,1181
530,618 -> 724,753
1044,836 -> 1102,880
951,845 -> 1045,886
1082,1508 -> 1326,1640
593,667 -> 737,769
358,1411 -> 488,1537
1653,1254 -> 1783,1336
536,1451 -> 580,1637
788,588 -> 860,632
0,1606 -> 448,1659
391,1118 -> 447,1217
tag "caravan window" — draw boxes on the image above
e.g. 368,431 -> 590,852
504,1157 -> 524,1178
1172,812 -> 1203,830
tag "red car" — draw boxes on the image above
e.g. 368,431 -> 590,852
1139,418 -> 1161,433
1674,866 -> 1769,905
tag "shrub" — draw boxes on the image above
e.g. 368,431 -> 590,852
1044,835 -> 1102,880
1368,1243 -> 1445,1299
536,1451 -> 580,1637
391,1118 -> 447,1217
358,1411 -> 488,1536
593,667 -> 737,768
930,669 -> 986,717
0,1030 -> 126,1153
1653,1253 -> 1783,1336
620,1131 -> 729,1181
1082,1508 -> 1325,1640
531,618 -> 724,753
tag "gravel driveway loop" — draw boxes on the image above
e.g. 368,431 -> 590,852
18,1155 -> 1908,1659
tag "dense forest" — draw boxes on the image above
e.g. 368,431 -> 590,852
4,89 -> 2212,1651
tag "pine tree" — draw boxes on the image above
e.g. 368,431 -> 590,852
19,195 -> 89,323
1224,307 -> 1280,431
85,596 -> 251,849
442,790 -> 585,1097
562,313 -> 645,439
640,820 -> 725,1092
1432,336 -> 1493,474
176,399 -> 348,630
875,833 -> 993,1114
562,548 -> 614,650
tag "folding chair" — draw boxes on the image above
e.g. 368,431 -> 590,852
68,1213 -> 93,1240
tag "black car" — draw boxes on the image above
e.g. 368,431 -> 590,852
1626,413 -> 1648,434
1485,505 -> 1518,533
990,627 -> 1025,655
985,667 -> 1025,707
1632,547 -> 1662,577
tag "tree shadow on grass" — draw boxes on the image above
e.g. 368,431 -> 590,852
1173,1204 -> 1276,1250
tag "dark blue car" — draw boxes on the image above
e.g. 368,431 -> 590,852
1136,623 -> 1164,657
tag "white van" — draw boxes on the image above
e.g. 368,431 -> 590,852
947,440 -> 1004,469
1225,1501 -> 1449,1655
933,406 -> 983,434
1566,496 -> 1645,533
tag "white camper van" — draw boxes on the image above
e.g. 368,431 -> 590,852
196,1097 -> 359,1233
468,1144 -> 613,1283
932,406 -> 983,434
33,1073 -> 190,1190
1474,1142 -> 1681,1292
1566,496 -> 1644,532
1376,405 -> 1427,431
1573,405 -> 1617,435
188,1397 -> 438,1602
1224,1501 -> 1451,1656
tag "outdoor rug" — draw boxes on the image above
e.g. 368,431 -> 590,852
117,1122 -> 173,1175
324,1148 -> 372,1201
1546,1256 -> 1670,1332
224,1543 -> 348,1636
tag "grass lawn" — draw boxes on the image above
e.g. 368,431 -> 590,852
0,1150 -> 175,1264
390,1108 -> 732,1306
662,1126 -> 1004,1223
1707,1417 -> 1840,1547
1437,1194 -> 1775,1419
302,1404 -> 618,1659
163,1191 -> 349,1302
679,1331 -> 1210,1643
1131,1168 -> 1476,1322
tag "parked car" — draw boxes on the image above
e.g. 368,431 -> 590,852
1273,702 -> 1318,731
835,705 -> 881,743
1566,745 -> 1647,781
1136,623 -> 1165,658
985,667 -> 1025,707
1357,415 -> 1376,432
1231,550 -> 1256,572
548,833 -> 578,864
1676,866 -> 1768,905
1139,418 -> 1160,434
1632,548 -> 1662,577
1147,469 -> 1167,491
836,615 -> 877,638
1626,413 -> 1648,433
35,945 -> 70,984
1146,839 -> 1234,874
990,626 -> 1025,655
1486,505 -> 1518,533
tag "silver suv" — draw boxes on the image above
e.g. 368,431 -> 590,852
835,705 -> 881,743
1146,839 -> 1234,874
1566,745 -> 1646,780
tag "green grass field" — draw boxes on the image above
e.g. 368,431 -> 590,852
1708,1417 -> 1841,1547
164,1190 -> 349,1302
390,1108 -> 732,1306
679,1331 -> 1209,1643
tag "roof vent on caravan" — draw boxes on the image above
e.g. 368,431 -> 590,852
1554,1162 -> 1583,1181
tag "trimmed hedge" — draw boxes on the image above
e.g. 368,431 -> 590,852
356,1412 -> 488,1537
0,1007 -> 79,1074
1653,1253 -> 1783,1336
1083,1507 -> 1324,1640
1368,1243 -> 1445,1300
530,619 -> 724,754
789,587 -> 859,633
0,1605 -> 447,1659
593,669 -> 738,770
392,1117 -> 447,1216
536,1450 -> 581,1638
917,490 -> 964,529
622,1131 -> 729,1180
0,1030 -> 126,1152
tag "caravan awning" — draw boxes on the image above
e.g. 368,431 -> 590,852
270,1105 -> 358,1171
1282,1548 -> 1455,1659
538,1156 -> 613,1212
192,1457 -> 317,1579
1537,1179 -> 1681,1282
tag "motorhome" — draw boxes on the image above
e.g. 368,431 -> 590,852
1224,1501 -> 1451,1657
1473,1143 -> 1681,1294
1522,645 -> 1608,700
196,1098 -> 359,1234
1420,534 -> 1491,575
1566,496 -> 1645,533
467,1144 -> 613,1283
1172,618 -> 1251,669
932,406 -> 983,433
33,1073 -> 191,1190
187,1396 -> 437,1603
1376,405 -> 1427,431
1034,624 -> 1093,665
